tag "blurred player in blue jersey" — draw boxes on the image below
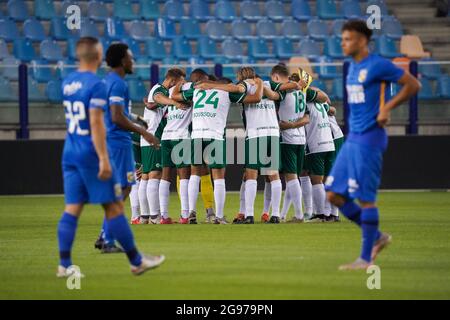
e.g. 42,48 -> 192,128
325,21 -> 420,270
56,37 -> 164,277
94,43 -> 159,253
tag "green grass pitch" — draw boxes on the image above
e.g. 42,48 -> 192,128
0,191 -> 449,299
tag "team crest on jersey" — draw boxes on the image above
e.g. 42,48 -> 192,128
358,69 -> 368,83
127,172 -> 135,183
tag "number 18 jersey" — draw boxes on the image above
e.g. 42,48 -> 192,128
62,70 -> 108,167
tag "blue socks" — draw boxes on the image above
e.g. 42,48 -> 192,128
339,201 -> 382,262
107,214 -> 142,266
339,201 -> 362,226
102,217 -> 115,245
57,212 -> 78,268
360,207 -> 381,262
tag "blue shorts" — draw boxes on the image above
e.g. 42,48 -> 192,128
63,161 -> 122,205
325,140 -> 383,203
109,144 -> 135,188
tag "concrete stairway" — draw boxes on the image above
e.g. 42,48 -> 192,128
386,0 -> 450,61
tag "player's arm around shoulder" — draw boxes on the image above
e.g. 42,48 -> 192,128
194,81 -> 246,93
242,77 -> 263,104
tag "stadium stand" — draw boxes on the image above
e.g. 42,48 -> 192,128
0,0 -> 449,137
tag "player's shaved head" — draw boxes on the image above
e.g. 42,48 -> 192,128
289,72 -> 300,82
76,37 -> 102,65
190,68 -> 209,82
217,77 -> 232,84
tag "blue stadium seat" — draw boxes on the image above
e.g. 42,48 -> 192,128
265,1 -> 286,22
159,57 -> 179,79
221,39 -> 244,61
113,0 -> 138,20
317,56 -> 340,79
129,20 -> 153,41
240,1 -> 264,22
256,19 -> 278,40
146,38 -> 167,60
198,36 -> 220,59
67,38 -> 77,60
128,79 -> 147,102
218,57 -> 236,79
317,0 -> 342,20
298,39 -> 321,60
31,60 -> 55,83
438,75 -> 450,99
366,0 -> 389,16
274,38 -> 294,59
342,0 -> 362,19
141,0 -> 160,20
206,20 -> 230,41
88,1 -> 109,22
46,80 -> 63,103
156,18 -> 177,40
248,38 -> 275,60
216,0 -> 237,22
382,17 -> 403,40
419,58 -> 442,80
50,17 -> 71,41
121,38 -> 142,58
376,35 -> 402,58
291,0 -> 312,21
61,0 -> 79,16
173,36 -> 196,60
307,19 -> 329,41
0,76 -> 15,101
185,57 -> 207,77
7,0 -> 29,21
79,18 -> 100,38
164,0 -> 186,21
232,20 -> 255,41
2,57 -> 20,80
0,19 -> 20,42
180,18 -> 202,40
13,38 -> 36,62
28,78 -> 46,102
332,19 -> 345,38
105,18 -> 126,40
135,57 -> 151,80
331,78 -> 343,100
311,79 -> 327,92
57,59 -> 77,79
100,38 -> 111,58
190,0 -> 213,22
23,19 -> 46,42
34,0 -> 56,20
281,19 -> 306,40
418,77 -> 434,100
0,39 -> 11,59
40,39 -> 63,62
324,36 -> 344,59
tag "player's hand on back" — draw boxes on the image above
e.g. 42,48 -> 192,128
377,109 -> 390,127
98,158 -> 112,181
135,165 -> 143,181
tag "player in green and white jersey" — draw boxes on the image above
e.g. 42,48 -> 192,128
325,105 -> 344,219
271,67 -> 328,223
304,101 -> 336,222
138,68 -> 187,225
173,73 -> 263,224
